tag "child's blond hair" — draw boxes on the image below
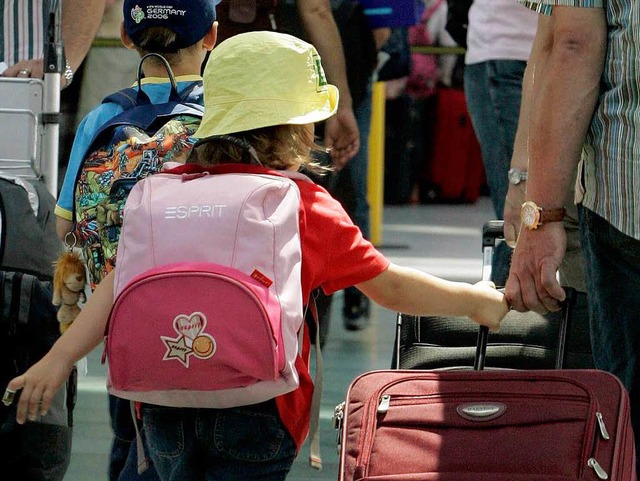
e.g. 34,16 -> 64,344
188,125 -> 332,176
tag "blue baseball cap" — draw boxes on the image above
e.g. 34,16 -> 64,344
123,0 -> 221,50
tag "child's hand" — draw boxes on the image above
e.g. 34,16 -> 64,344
3,353 -> 75,424
470,281 -> 510,331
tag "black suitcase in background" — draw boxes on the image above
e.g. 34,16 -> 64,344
392,221 -> 594,370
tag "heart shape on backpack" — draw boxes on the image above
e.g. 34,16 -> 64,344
174,312 -> 206,343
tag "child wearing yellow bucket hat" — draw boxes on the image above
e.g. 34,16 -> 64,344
184,30 -> 509,477
5,31 -> 507,481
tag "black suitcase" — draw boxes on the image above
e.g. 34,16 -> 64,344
392,220 -> 594,370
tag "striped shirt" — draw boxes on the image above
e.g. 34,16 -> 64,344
1,0 -> 49,66
520,0 -> 640,239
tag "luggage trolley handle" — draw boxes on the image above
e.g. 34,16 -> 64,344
474,220 -> 503,370
473,221 -> 577,370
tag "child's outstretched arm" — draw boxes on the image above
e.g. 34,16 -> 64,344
5,271 -> 115,424
358,263 -> 509,330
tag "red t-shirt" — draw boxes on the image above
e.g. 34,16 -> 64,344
166,163 -> 390,449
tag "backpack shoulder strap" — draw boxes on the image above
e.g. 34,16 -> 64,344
178,81 -> 204,103
304,291 -> 324,469
83,85 -> 204,158
101,80 -> 203,112
102,87 -> 141,111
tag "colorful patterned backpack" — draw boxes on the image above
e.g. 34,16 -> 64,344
71,54 -> 204,288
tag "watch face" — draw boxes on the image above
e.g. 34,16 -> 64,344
521,202 -> 539,228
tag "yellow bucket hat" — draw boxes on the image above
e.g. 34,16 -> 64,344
194,31 -> 339,138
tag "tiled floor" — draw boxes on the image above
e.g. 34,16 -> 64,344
65,198 -> 496,481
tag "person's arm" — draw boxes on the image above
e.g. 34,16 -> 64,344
62,0 -> 106,74
6,271 -> 114,424
357,263 -> 508,330
2,0 -> 106,83
297,0 -> 360,168
503,16 -> 541,248
505,6 -> 606,313
56,218 -> 73,241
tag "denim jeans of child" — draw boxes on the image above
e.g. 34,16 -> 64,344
142,400 -> 296,481
465,60 -> 527,286
579,205 -> 640,474
109,394 -> 160,481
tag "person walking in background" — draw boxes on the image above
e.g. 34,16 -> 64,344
463,0 -> 537,286
216,0 -> 384,333
214,0 -> 373,334
333,18 -> 389,331
503,1 -> 640,472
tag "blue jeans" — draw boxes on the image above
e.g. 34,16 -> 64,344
109,394 -> 160,481
579,206 -> 640,472
141,401 -> 296,481
465,60 -> 526,285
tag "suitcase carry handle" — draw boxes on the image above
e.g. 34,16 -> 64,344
473,221 -> 577,370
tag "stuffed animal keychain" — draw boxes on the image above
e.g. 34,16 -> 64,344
52,246 -> 87,334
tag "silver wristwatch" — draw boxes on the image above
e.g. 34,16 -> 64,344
508,168 -> 528,185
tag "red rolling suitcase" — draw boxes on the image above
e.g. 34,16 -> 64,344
335,368 -> 634,480
335,222 -> 636,481
420,86 -> 485,203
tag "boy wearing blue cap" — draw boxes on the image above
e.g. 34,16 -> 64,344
53,1 -> 219,480
55,0 -> 219,236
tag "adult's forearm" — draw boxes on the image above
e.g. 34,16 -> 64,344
526,7 -> 606,207
298,0 -> 353,110
511,30 -> 538,173
503,55 -> 534,243
62,0 -> 106,72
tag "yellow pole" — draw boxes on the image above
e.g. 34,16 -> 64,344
367,81 -> 386,246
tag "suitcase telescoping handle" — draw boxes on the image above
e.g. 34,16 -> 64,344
473,221 -> 577,370
42,0 -> 63,197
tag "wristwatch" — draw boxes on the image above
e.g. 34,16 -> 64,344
521,201 -> 566,230
508,168 -> 528,185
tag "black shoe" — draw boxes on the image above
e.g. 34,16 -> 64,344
343,286 -> 370,331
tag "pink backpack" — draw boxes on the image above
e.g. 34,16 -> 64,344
104,168 -> 306,408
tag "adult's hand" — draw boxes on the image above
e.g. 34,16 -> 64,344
2,58 -> 73,89
505,222 -> 567,314
324,107 -> 360,170
2,59 -> 44,79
